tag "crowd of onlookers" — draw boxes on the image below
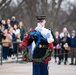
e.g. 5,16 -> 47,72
53,27 -> 76,65
0,16 -> 76,66
0,16 -> 25,62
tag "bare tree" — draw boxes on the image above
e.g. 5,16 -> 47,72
0,0 -> 7,7
0,0 -> 76,31
0,0 -> 12,11
53,0 -> 62,28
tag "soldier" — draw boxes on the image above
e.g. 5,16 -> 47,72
20,15 -> 54,75
32,15 -> 54,75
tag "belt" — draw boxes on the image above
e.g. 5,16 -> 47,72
38,44 -> 48,48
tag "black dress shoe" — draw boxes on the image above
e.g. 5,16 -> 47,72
64,62 -> 67,65
74,63 -> 76,65
69,63 -> 73,65
55,60 -> 57,63
58,61 -> 61,65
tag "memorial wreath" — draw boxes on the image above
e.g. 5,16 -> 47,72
20,30 -> 53,63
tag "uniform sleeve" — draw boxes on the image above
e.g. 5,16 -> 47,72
47,34 -> 54,43
47,30 -> 54,43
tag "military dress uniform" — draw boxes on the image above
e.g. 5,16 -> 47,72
31,16 -> 54,75
20,16 -> 54,75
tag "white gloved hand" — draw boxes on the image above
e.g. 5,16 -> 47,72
47,36 -> 54,43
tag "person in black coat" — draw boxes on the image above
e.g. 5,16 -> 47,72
1,20 -> 8,32
11,16 -> 18,27
59,32 -> 70,65
53,31 -> 61,63
0,25 -> 3,44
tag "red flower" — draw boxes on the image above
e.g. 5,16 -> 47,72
43,57 -> 51,64
32,59 -> 36,64
48,42 -> 54,49
20,34 -> 30,50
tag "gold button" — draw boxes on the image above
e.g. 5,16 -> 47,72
39,44 -> 42,48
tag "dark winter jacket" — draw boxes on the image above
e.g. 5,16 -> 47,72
70,36 -> 76,48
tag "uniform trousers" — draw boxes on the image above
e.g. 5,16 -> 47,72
33,62 -> 48,75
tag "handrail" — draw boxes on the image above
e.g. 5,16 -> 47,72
0,41 -> 22,43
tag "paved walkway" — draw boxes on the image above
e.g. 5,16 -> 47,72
0,58 -> 76,75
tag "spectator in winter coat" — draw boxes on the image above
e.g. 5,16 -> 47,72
69,30 -> 76,65
2,29 -> 12,60
59,32 -> 70,65
8,27 -> 16,57
19,21 -> 25,41
53,31 -> 61,63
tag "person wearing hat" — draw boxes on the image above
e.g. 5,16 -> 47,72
11,16 -> 18,27
69,30 -> 76,65
20,15 -> 54,75
32,15 -> 54,75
